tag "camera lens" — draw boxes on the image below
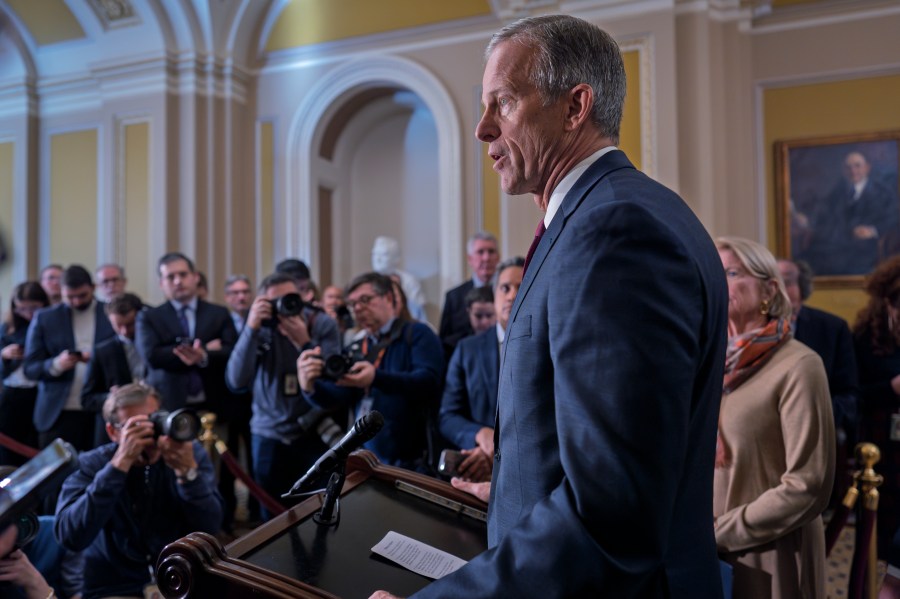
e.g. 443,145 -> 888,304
323,354 -> 351,380
276,293 -> 303,317
149,409 -> 200,442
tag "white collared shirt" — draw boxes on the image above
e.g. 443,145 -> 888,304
544,146 -> 618,228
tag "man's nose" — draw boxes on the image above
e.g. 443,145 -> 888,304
476,110 -> 498,142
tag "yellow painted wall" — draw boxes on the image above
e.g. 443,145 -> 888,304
6,0 -> 84,46
620,50 -> 642,171
124,123 -> 149,300
480,49 -> 643,243
763,74 -> 900,322
266,0 -> 491,51
0,142 -> 13,299
50,130 -> 97,268
259,122 -> 274,273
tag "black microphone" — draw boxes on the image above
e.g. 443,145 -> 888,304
285,411 -> 384,495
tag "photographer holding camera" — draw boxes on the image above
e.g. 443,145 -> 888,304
0,524 -> 56,599
297,272 -> 443,472
226,273 -> 342,519
54,383 -> 222,599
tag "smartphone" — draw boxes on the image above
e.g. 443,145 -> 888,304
69,350 -> 83,359
0,439 -> 77,533
175,337 -> 194,347
438,449 -> 465,478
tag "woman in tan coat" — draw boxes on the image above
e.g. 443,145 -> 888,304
714,237 -> 835,599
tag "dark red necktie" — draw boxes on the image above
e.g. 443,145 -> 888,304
523,219 -> 546,275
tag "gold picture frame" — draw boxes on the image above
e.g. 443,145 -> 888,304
775,130 -> 900,288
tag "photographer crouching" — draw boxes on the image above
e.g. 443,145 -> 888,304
54,383 -> 222,599
225,273 -> 343,520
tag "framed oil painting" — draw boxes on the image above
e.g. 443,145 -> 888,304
774,130 -> 900,288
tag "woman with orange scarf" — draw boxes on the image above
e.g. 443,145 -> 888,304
714,237 -> 835,599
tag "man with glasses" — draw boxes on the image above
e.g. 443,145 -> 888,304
224,274 -> 254,333
39,264 -> 64,305
298,272 -> 443,472
94,263 -> 128,302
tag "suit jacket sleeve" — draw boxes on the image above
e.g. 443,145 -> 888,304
23,311 -> 61,381
372,324 -> 443,399
830,320 -> 859,427
136,309 -> 188,371
439,342 -> 481,449
415,201 -> 714,597
81,349 -> 111,412
200,303 -> 236,369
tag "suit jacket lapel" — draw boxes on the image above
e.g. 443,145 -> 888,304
162,302 -> 184,339
481,328 -> 500,393
509,150 -> 636,323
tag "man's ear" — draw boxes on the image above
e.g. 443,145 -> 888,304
564,83 -> 595,132
106,422 -> 119,444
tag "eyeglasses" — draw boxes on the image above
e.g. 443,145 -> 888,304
346,294 -> 380,311
99,277 -> 123,286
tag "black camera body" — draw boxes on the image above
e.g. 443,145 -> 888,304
321,342 -> 365,381
148,409 -> 201,442
263,292 -> 305,328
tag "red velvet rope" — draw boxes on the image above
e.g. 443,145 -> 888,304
216,445 -> 287,517
849,502 -> 877,599
825,503 -> 851,556
0,432 -> 39,459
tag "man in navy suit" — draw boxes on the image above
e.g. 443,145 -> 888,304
778,259 -> 858,431
135,252 -> 237,411
439,257 -> 523,482
82,293 -> 146,447
374,16 -> 728,599
24,265 -> 116,450
438,232 -> 500,360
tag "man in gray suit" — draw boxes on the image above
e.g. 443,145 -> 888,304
374,15 -> 728,599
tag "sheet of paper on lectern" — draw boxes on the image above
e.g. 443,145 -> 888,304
371,531 -> 468,579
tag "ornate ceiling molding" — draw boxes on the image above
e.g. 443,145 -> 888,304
87,0 -> 140,31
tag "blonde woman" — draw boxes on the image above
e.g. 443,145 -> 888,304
714,236 -> 834,599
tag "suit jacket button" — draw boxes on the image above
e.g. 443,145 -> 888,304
494,451 -> 500,461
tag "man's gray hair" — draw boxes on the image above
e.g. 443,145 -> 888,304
486,15 -> 626,142
466,231 -> 498,256
103,383 -> 161,426
224,274 -> 251,290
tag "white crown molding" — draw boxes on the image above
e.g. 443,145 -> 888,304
563,0 -> 675,21
260,13 -> 498,76
742,0 -> 900,34
285,54 -> 464,291
489,0 -> 558,20
674,0 -> 750,21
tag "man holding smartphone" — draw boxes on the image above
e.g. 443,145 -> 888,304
24,265 -> 115,451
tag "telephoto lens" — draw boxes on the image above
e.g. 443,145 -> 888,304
148,409 -> 201,442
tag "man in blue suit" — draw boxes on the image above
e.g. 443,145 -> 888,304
439,257 -> 523,482
135,252 -> 237,411
373,15 -> 728,599
24,264 -> 115,450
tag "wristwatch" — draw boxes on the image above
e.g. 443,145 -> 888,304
178,467 -> 199,483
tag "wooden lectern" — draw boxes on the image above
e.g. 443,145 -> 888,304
156,451 -> 488,598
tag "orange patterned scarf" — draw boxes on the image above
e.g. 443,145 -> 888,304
716,318 -> 791,468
